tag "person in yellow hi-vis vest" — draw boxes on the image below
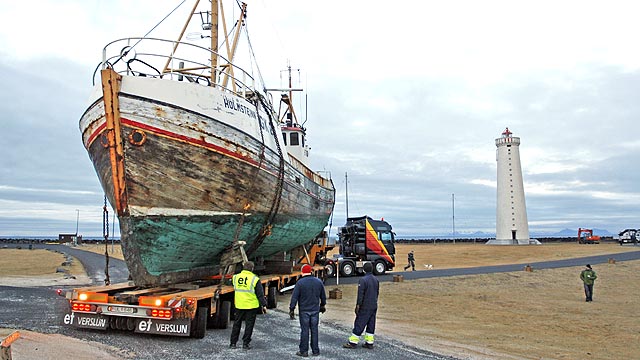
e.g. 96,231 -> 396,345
230,261 -> 267,350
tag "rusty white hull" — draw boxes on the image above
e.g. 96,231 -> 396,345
80,74 -> 335,286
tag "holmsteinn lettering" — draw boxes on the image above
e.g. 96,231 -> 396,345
223,96 -> 257,119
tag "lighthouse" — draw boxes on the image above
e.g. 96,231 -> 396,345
488,128 -> 535,245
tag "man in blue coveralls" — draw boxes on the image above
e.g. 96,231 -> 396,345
343,262 -> 379,349
289,264 -> 327,357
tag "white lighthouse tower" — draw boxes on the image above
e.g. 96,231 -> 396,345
488,128 -> 534,245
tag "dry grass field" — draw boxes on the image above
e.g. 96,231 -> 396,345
0,248 -> 89,286
310,243 -> 640,359
77,243 -> 126,261
2,242 -> 639,359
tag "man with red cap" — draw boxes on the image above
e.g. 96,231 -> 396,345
289,264 -> 327,357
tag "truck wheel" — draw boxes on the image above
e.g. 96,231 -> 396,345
373,260 -> 386,275
191,307 -> 207,338
267,287 -> 278,309
325,263 -> 336,277
209,300 -> 230,329
340,261 -> 355,277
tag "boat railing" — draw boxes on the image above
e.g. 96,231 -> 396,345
94,37 -> 260,99
288,156 -> 332,188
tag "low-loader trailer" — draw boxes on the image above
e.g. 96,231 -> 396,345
60,238 -> 330,338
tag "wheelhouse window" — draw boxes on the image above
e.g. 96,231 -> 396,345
282,133 -> 287,145
290,132 -> 299,146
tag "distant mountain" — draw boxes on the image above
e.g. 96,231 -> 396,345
396,228 -> 616,239
531,228 -> 615,238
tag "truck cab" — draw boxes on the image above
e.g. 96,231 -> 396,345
332,216 -> 396,276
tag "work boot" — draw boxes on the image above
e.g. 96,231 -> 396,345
343,342 -> 357,349
243,344 -> 252,350
295,351 -> 308,357
229,344 -> 237,349
363,343 -> 374,349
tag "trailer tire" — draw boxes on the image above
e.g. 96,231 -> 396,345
109,316 -> 117,329
209,300 -> 231,329
116,317 -> 126,330
325,263 -> 336,277
267,286 -> 278,309
373,260 -> 386,275
340,261 -> 355,277
191,307 -> 207,339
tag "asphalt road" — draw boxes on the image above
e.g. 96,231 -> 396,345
327,249 -> 640,285
0,244 -> 452,360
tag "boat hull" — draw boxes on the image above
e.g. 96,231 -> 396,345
81,75 -> 334,286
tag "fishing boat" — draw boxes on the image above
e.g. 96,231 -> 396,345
79,1 -> 335,286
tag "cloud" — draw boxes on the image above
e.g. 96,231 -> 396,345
2,1 -> 640,237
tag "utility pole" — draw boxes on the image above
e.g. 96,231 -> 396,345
75,209 -> 80,246
345,172 -> 349,220
452,194 -> 455,244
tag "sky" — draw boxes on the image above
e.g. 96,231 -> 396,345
1,0 -> 640,237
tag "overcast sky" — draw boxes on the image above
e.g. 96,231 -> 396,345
1,0 -> 639,237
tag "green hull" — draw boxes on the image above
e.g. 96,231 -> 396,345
120,213 -> 329,285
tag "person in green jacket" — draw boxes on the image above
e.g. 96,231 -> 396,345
580,264 -> 597,302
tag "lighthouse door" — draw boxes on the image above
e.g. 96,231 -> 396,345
512,231 -> 517,240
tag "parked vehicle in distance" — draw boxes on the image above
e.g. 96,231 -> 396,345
578,228 -> 600,244
618,229 -> 639,245
324,216 -> 396,277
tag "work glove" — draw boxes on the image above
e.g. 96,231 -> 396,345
261,306 -> 267,314
319,305 -> 326,314
355,305 -> 360,315
289,309 -> 295,320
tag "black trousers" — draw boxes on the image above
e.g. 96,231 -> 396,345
230,308 -> 259,346
583,283 -> 594,301
404,260 -> 415,271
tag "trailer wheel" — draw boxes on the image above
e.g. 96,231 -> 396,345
191,307 -> 207,339
109,316 -> 117,329
116,317 -> 127,330
209,300 -> 231,329
267,286 -> 278,309
340,261 -> 355,277
373,260 -> 386,275
325,263 -> 336,277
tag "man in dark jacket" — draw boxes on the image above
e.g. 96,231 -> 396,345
289,264 -> 327,357
580,264 -> 597,302
404,250 -> 415,271
343,262 -> 379,349
230,261 -> 267,350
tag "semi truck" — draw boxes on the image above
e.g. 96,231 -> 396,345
324,216 -> 396,277
59,234 -> 332,338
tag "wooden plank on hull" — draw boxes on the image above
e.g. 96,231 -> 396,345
101,68 -> 128,216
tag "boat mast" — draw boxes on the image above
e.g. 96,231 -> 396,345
210,0 -> 218,84
287,66 -> 298,124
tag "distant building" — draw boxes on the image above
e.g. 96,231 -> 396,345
488,128 -> 538,245
58,233 -> 82,244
